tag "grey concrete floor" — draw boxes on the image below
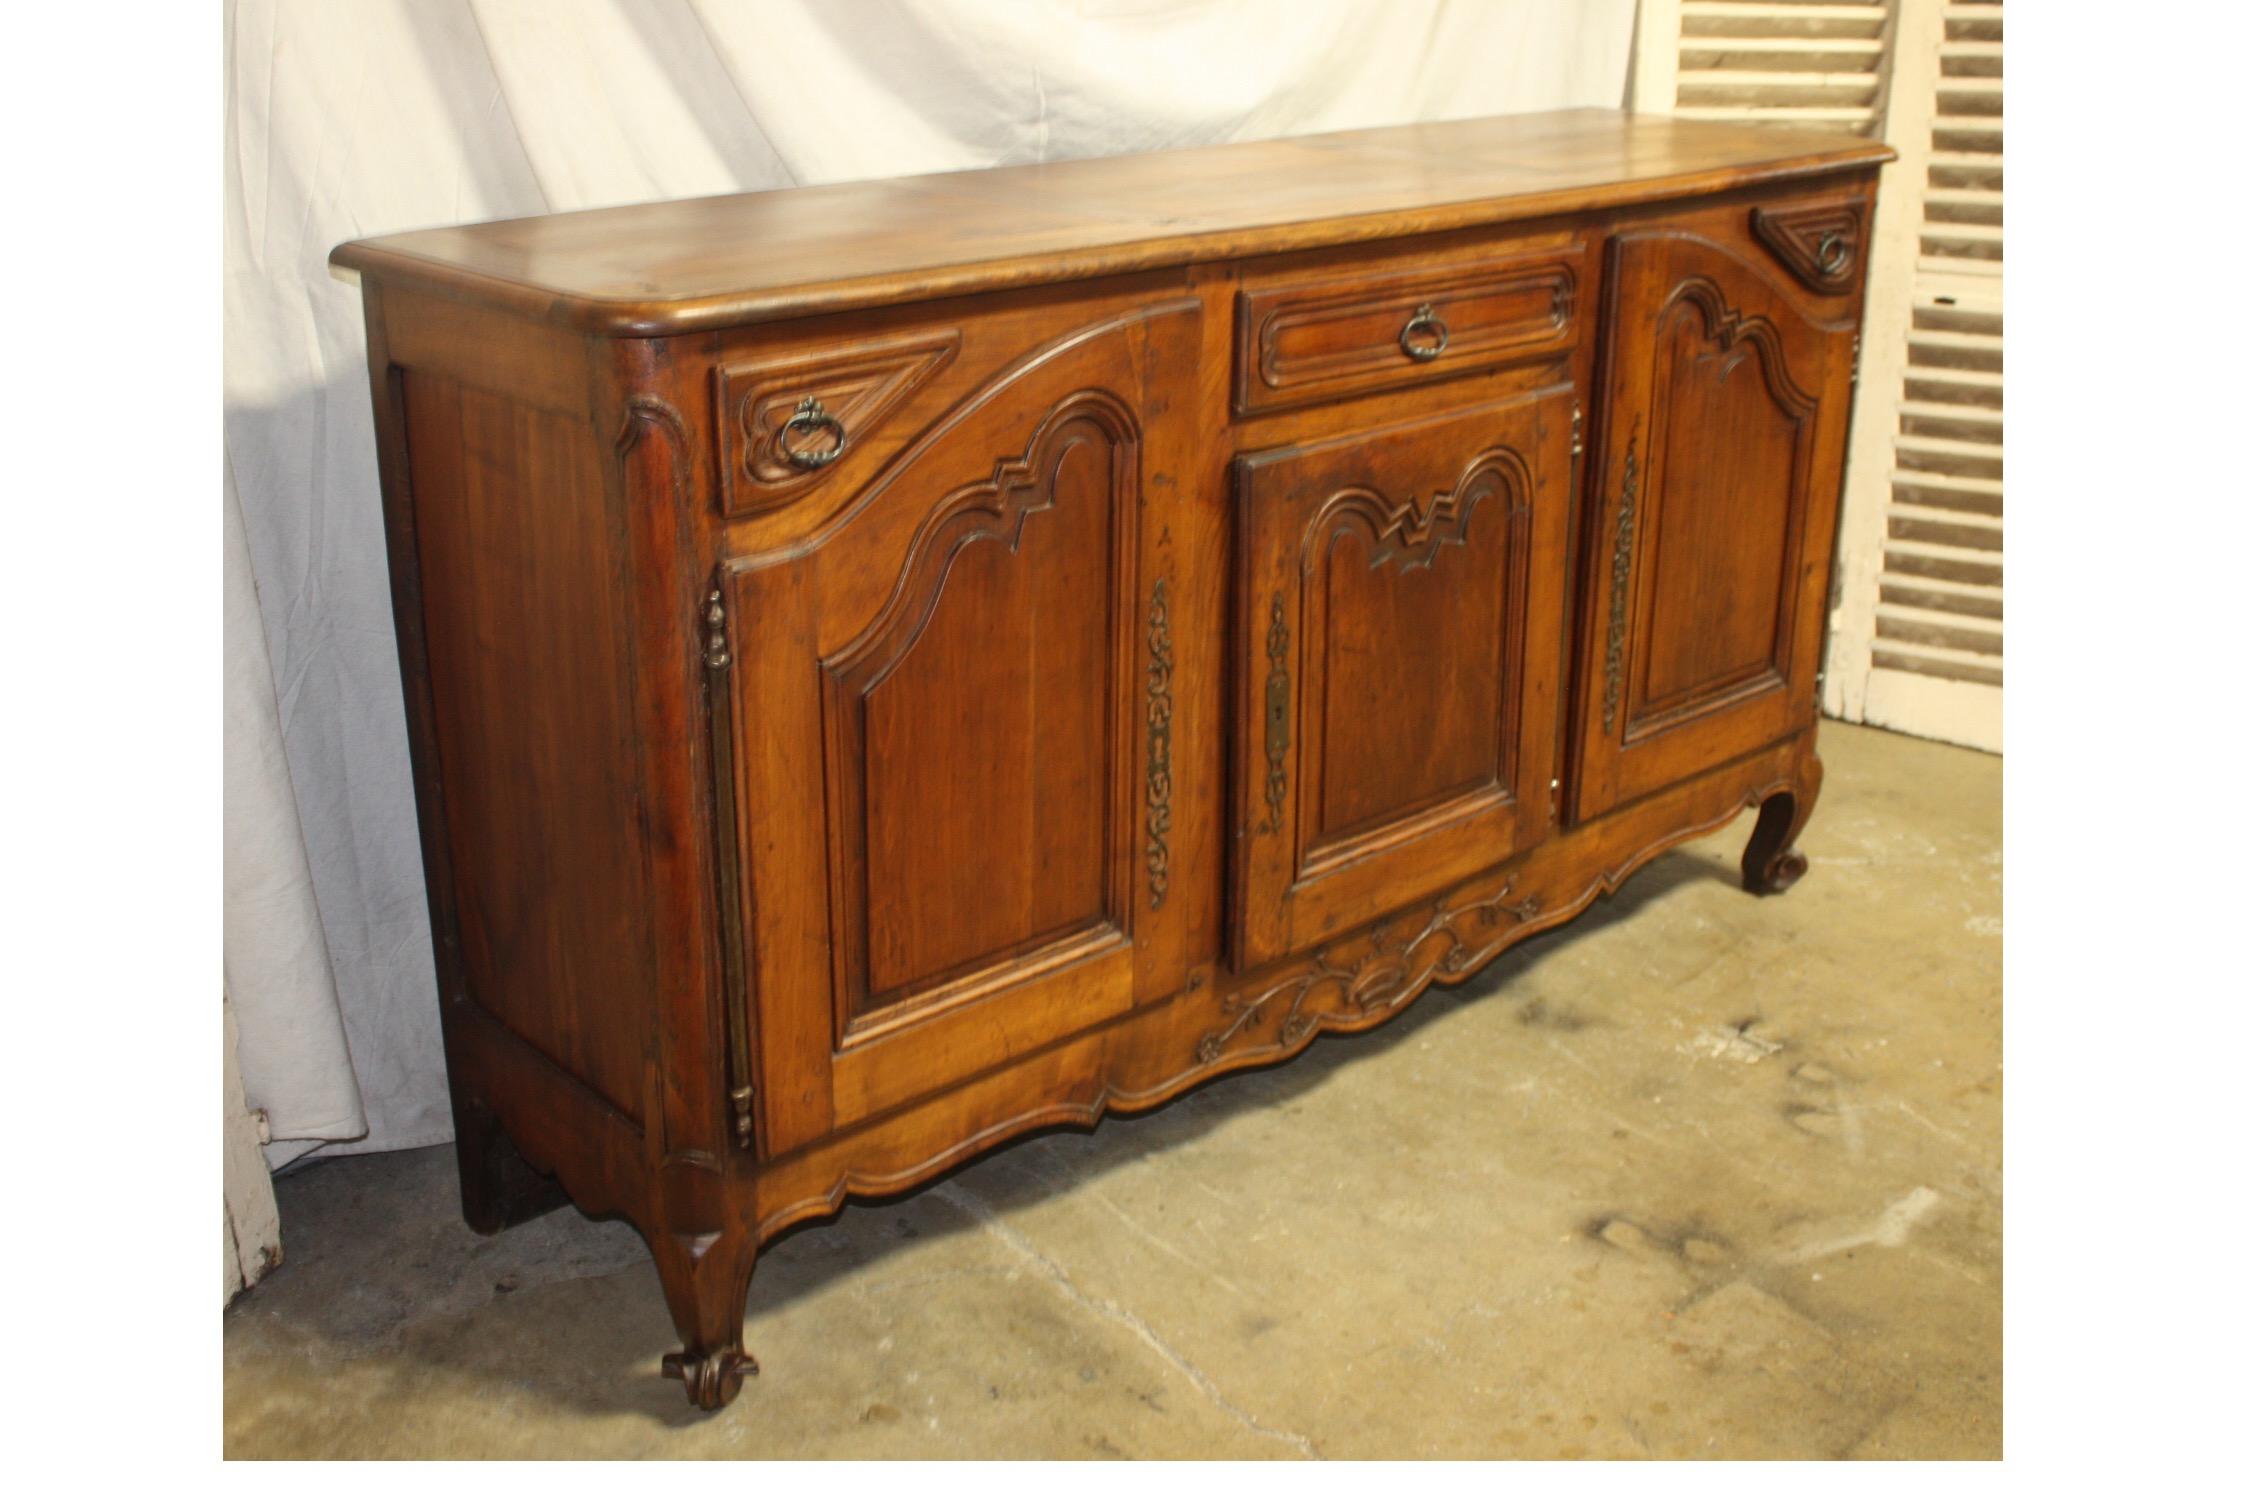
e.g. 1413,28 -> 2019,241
223,721 -> 2001,1459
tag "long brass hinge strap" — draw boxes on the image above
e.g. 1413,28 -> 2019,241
701,572 -> 756,1151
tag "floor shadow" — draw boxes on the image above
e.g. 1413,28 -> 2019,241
238,842 -> 1737,1431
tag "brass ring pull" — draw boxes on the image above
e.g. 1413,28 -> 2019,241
1399,302 -> 1449,362
1815,232 -> 1850,275
777,395 -> 847,470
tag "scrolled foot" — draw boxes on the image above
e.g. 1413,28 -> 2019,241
662,1346 -> 757,1411
1745,844 -> 1808,895
1740,763 -> 1819,898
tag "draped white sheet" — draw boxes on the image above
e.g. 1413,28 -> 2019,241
223,0 -> 1635,1160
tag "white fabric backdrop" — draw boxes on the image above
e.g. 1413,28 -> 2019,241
223,0 -> 1636,1161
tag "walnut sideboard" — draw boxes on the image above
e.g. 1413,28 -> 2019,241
334,109 -> 1892,1410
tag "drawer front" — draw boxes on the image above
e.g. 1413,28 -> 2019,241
1234,241 -> 1583,416
1229,386 -> 1574,970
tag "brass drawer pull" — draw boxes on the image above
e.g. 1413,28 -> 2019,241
1398,302 -> 1449,362
1815,232 -> 1849,275
777,395 -> 847,470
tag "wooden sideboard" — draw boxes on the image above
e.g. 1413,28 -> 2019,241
334,109 -> 1892,1410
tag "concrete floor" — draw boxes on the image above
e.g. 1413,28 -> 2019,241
223,721 -> 2001,1459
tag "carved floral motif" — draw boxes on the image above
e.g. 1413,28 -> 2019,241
1195,878 -> 1545,1064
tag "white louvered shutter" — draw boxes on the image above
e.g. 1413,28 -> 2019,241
1632,1 -> 2004,752
1859,2 -> 2001,746
1670,3 -> 1892,136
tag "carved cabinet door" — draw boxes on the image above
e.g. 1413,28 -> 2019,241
718,297 -> 1202,1154
1231,387 -> 1575,971
1571,223 -> 1858,822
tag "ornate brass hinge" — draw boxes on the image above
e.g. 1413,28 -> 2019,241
1145,577 -> 1174,910
700,571 -> 757,1152
701,585 -> 731,671
1601,416 -> 1640,736
1260,591 -> 1290,835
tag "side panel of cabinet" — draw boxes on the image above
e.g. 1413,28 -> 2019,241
1572,218 -> 1858,822
399,369 -> 655,1122
725,296 -> 1202,1151
1232,389 -> 1573,970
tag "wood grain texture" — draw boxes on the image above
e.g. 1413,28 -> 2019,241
331,110 -> 1890,335
1572,191 -> 1865,823
1230,388 -> 1573,971
400,370 -> 655,1120
713,326 -> 960,518
339,111 -> 1887,1410
1233,233 -> 1584,415
725,290 -> 1204,1145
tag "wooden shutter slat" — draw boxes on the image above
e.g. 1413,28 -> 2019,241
1656,0 -> 2006,749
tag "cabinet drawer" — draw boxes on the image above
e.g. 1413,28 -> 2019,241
1233,241 -> 1583,416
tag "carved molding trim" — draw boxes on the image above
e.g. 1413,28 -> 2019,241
614,395 -> 692,491
1602,414 -> 1640,735
1302,445 -> 1532,577
1665,276 -> 1818,415
1196,877 -> 1545,1064
825,388 -> 1140,684
748,739 -> 1824,1254
1144,576 -> 1174,911
1260,591 -> 1290,835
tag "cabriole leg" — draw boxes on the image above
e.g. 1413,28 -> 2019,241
1741,753 -> 1824,896
652,1230 -> 760,1411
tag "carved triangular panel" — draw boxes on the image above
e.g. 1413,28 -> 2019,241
713,327 -> 960,517
1750,200 -> 1868,295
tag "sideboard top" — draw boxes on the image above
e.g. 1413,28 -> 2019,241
331,109 -> 1891,338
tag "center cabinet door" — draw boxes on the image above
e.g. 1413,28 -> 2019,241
1232,387 -> 1574,971
722,297 -> 1201,1153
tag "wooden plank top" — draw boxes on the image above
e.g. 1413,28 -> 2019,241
332,109 -> 1892,337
